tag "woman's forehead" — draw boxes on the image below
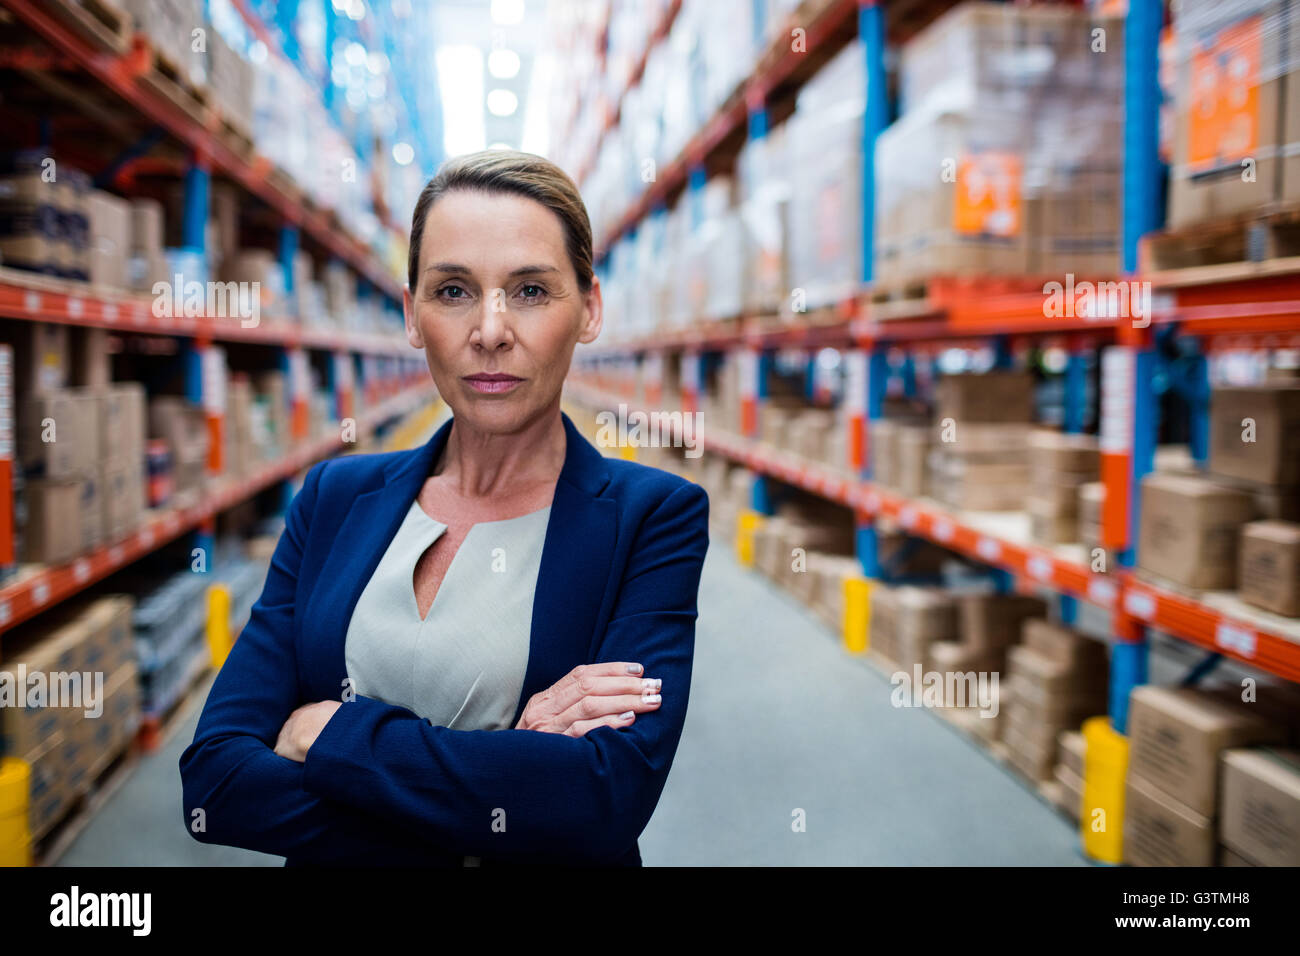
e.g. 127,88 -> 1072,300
421,191 -> 568,270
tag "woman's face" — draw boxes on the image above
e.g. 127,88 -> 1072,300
403,189 -> 602,435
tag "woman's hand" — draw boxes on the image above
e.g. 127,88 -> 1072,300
514,662 -> 663,736
275,700 -> 342,762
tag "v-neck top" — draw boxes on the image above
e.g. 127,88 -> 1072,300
343,497 -> 552,732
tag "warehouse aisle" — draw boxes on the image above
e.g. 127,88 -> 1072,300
56,534 -> 1087,866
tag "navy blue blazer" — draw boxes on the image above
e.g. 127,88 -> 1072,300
179,409 -> 709,866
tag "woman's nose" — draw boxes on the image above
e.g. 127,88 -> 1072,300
474,292 -> 513,349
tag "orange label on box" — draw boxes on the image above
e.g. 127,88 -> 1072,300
1187,16 -> 1261,172
954,153 -> 1022,237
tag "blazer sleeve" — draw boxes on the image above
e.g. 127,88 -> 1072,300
298,479 -> 710,864
178,459 -> 450,865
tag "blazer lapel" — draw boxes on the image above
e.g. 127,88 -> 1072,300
300,415 -> 452,698
511,412 -> 617,726
301,410 -> 619,724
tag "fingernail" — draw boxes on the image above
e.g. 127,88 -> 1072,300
626,663 -> 643,675
642,677 -> 662,690
642,693 -> 661,704
620,711 -> 634,720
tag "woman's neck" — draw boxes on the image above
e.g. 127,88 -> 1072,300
434,402 -> 567,500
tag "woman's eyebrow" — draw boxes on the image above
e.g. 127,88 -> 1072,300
425,262 -> 471,274
506,265 -> 560,278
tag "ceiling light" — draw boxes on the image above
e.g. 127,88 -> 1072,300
488,49 -> 520,79
487,89 -> 518,116
491,0 -> 524,25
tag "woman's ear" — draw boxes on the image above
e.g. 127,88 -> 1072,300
576,274 -> 603,345
404,286 -> 423,350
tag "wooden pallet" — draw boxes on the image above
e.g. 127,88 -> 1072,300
135,38 -> 210,126
31,730 -> 138,863
45,0 -> 131,54
1140,203 -> 1300,283
867,274 -> 1054,322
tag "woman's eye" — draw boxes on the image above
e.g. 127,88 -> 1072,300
438,285 -> 468,300
518,284 -> 546,301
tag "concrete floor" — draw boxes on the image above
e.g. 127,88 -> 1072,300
57,538 -> 1088,866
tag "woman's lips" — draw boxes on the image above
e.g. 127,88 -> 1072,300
463,374 -> 524,394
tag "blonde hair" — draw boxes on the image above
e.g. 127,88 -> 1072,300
408,150 -> 593,295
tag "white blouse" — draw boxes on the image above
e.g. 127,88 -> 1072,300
344,497 -> 552,732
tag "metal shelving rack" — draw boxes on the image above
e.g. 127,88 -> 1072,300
563,0 -> 1300,723
0,0 -> 438,634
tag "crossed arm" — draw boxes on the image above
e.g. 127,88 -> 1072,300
179,460 -> 709,865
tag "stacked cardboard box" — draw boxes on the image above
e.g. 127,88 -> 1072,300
207,29 -> 255,137
93,384 -> 147,543
1054,729 -> 1086,822
1026,430 -> 1099,544
86,190 -> 130,290
119,0 -> 207,92
1124,685 -> 1285,866
0,595 -> 139,840
956,592 -> 1048,672
1238,521 -> 1300,617
128,198 -> 168,293
148,396 -> 209,504
869,585 -> 959,673
875,4 -> 1124,286
0,153 -> 90,280
1000,620 -> 1108,782
1166,0 -> 1300,228
1208,385 -> 1300,521
1218,747 -> 1300,866
1077,481 -> 1105,552
929,424 -> 1034,512
1137,474 -> 1256,589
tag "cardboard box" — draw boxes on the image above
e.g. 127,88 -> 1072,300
20,478 -> 82,564
936,372 -> 1036,424
86,190 -> 130,289
1219,747 -> 1300,867
1209,385 -> 1300,487
1058,729 -> 1085,778
1166,0 -> 1295,228
1127,685 -> 1286,817
959,593 -> 1048,654
1124,771 -> 1217,867
1137,474 -> 1256,589
1238,520 -> 1300,616
12,322 -> 69,398
129,198 -> 163,255
1219,846 -> 1260,866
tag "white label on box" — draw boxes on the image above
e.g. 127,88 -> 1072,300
976,537 -> 1001,562
932,517 -> 954,542
1087,577 -> 1117,607
1028,554 -> 1053,582
1215,620 -> 1256,658
1124,588 -> 1156,621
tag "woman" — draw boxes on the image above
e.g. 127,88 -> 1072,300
179,150 -> 709,866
